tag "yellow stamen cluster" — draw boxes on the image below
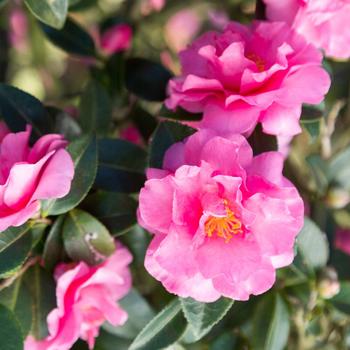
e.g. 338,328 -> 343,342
246,53 -> 265,72
204,200 -> 243,243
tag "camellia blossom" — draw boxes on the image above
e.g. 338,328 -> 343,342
100,23 -> 133,55
335,228 -> 350,255
138,129 -> 304,301
25,244 -> 132,350
0,125 -> 74,232
264,0 -> 350,60
166,21 -> 330,137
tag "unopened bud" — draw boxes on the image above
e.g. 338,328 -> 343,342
318,267 -> 340,299
325,187 -> 350,209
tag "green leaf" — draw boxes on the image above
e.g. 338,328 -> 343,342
130,106 -> 158,142
94,329 -> 131,350
247,124 -> 277,155
0,84 -> 52,138
0,224 -> 32,278
103,288 -> 155,339
82,192 -> 137,236
125,58 -> 172,101
181,297 -> 234,343
24,264 -> 56,339
0,276 -> 33,336
24,0 -> 68,29
42,216 -> 65,271
79,80 -> 112,135
41,17 -> 96,57
95,138 -> 147,193
62,209 -> 115,265
252,294 -> 290,350
0,304 -> 23,350
300,103 -> 324,143
129,299 -> 187,350
159,106 -> 202,122
42,135 -> 98,216
297,217 -> 329,270
149,121 -> 195,168
46,106 -> 81,141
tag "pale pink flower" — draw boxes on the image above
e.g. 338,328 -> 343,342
164,9 -> 201,52
264,0 -> 350,60
0,126 -> 74,232
100,23 -> 132,55
166,21 -> 330,137
25,244 -> 132,350
138,129 -> 304,301
335,228 -> 350,255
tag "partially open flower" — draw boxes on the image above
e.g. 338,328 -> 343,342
25,243 -> 132,350
0,125 -> 74,231
166,21 -> 330,137
138,129 -> 304,301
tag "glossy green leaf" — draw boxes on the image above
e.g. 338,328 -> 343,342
42,216 -> 65,271
46,106 -> 81,141
297,217 -> 329,270
79,80 -> 112,135
0,276 -> 33,336
0,304 -> 23,350
82,192 -> 137,236
95,138 -> 147,193
149,121 -> 195,168
247,124 -> 277,155
63,209 -> 115,265
24,0 -> 68,29
42,135 -> 98,215
103,288 -> 155,339
252,294 -> 290,350
0,224 -> 32,278
24,264 -> 56,339
125,58 -> 172,101
181,297 -> 234,343
41,17 -> 96,57
300,103 -> 324,143
129,299 -> 187,350
130,106 -> 158,142
159,106 -> 202,122
306,155 -> 329,195
0,84 -> 52,138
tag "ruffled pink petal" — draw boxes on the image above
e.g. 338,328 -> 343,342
261,103 -> 302,136
32,149 -> 74,200
138,176 -> 174,233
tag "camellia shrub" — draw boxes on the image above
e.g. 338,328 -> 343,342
1,0 -> 350,349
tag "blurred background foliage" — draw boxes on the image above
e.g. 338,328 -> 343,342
1,0 -> 350,349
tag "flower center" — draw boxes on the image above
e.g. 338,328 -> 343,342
246,53 -> 265,72
204,200 -> 243,243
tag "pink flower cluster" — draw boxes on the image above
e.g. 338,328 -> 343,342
138,130 -> 304,301
25,244 -> 132,350
0,125 -> 74,231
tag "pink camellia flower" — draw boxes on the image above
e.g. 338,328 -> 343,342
25,243 -> 132,350
166,21 -> 330,137
138,129 -> 304,301
0,126 -> 74,232
264,0 -> 350,60
335,228 -> 350,255
164,9 -> 201,52
100,23 -> 133,55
